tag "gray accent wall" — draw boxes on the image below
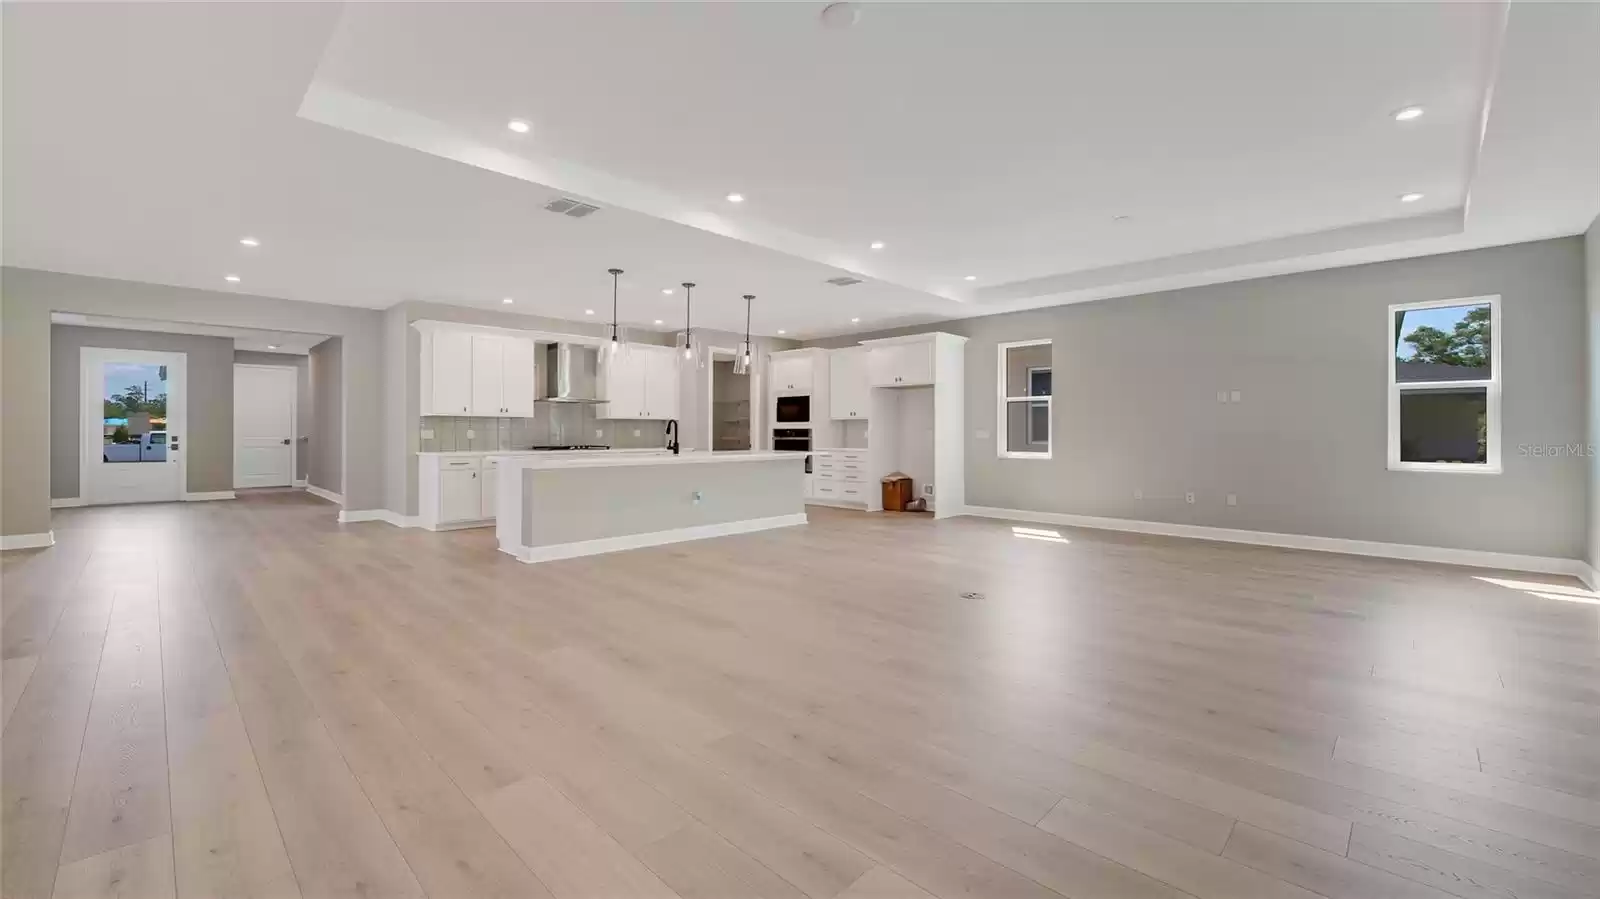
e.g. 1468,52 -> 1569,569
812,237 -> 1588,560
1586,217 -> 1600,571
234,350 -> 312,480
50,325 -> 235,498
519,459 -> 805,547
309,337 -> 343,495
1,267 -> 384,537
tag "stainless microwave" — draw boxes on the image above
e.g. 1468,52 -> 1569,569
774,394 -> 810,424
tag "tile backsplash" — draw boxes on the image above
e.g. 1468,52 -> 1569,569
419,404 -> 668,452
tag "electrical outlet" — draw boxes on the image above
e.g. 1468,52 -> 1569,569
420,428 -> 434,439
923,484 -> 934,495
1217,390 -> 1227,403
1185,491 -> 1195,504
466,429 -> 476,439
1230,390 -> 1242,403
633,429 -> 641,437
1226,493 -> 1238,506
1134,488 -> 1143,500
595,428 -> 603,439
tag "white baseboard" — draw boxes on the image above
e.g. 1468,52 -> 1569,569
50,497 -> 86,509
292,478 -> 307,488
962,506 -> 1590,581
1,531 -> 56,551
182,491 -> 236,502
337,509 -> 417,528
305,484 -> 344,506
1578,562 -> 1599,591
516,512 -> 808,565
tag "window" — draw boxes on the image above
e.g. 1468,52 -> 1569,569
1389,296 -> 1499,473
999,339 -> 1051,459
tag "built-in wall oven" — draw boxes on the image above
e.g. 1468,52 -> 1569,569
774,394 -> 811,424
772,428 -> 813,473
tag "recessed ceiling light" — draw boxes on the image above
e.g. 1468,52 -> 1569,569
851,317 -> 861,323
1399,192 -> 1424,203
726,193 -> 745,203
1112,214 -> 1132,222
507,119 -> 530,133
224,275 -> 240,283
654,319 -> 664,325
267,344 -> 279,350
239,237 -> 259,247
869,241 -> 885,250
964,275 -> 977,281
1392,106 -> 1425,122
584,309 -> 595,315
662,288 -> 674,295
502,297 -> 514,304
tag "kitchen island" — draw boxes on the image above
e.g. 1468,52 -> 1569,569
490,450 -> 809,564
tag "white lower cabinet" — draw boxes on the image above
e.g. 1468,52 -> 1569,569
481,457 -> 498,520
808,450 -> 870,506
420,455 -> 490,529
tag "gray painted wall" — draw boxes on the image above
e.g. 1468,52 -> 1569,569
50,325 -> 235,498
1,267 -> 384,536
309,338 -> 343,494
1586,217 -> 1600,570
812,237 -> 1588,560
519,459 -> 805,547
234,350 -> 312,480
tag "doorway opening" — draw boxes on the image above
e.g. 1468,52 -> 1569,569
709,348 -> 752,451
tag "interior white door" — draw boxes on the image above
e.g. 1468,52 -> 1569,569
82,347 -> 186,505
234,365 -> 296,488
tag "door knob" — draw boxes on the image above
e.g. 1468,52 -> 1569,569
281,438 -> 291,445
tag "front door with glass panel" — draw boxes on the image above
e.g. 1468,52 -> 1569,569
82,347 -> 186,505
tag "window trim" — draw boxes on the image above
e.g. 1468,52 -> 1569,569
1387,294 -> 1501,474
998,339 -> 1052,460
1025,365 -> 1051,446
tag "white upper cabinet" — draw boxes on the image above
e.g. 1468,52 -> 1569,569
770,352 -> 815,395
499,337 -> 537,418
829,347 -> 870,419
600,344 -> 680,419
868,340 -> 935,387
470,335 -> 504,415
643,347 -> 681,419
427,329 -> 474,415
420,325 -> 538,418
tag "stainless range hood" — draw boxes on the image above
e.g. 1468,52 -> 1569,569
536,343 -> 604,403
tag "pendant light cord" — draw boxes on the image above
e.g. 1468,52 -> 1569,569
607,268 -> 623,343
743,294 -> 754,356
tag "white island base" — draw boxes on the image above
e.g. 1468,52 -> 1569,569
492,451 -> 809,564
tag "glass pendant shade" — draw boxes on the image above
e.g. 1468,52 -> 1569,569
602,268 -> 630,364
678,281 -> 706,368
731,294 -> 754,375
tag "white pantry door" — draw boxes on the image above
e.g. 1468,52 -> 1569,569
234,364 -> 297,488
82,347 -> 186,505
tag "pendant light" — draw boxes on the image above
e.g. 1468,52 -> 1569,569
601,268 -> 628,362
676,281 -> 705,368
732,294 -> 755,375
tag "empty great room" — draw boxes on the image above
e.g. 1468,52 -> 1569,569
3,3 -> 1599,899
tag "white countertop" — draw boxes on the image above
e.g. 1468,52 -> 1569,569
488,449 -> 806,471
418,448 -> 670,458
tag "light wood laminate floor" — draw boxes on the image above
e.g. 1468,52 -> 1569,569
4,491 -> 1597,899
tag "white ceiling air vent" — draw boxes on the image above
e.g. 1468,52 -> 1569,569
825,276 -> 864,287
544,197 -> 601,218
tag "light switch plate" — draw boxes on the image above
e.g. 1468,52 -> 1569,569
466,429 -> 476,439
1227,493 -> 1238,506
975,430 -> 990,440
633,429 -> 641,437
1230,390 -> 1242,403
420,429 -> 434,439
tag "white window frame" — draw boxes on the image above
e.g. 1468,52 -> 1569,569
998,339 -> 1052,460
1388,294 -> 1501,474
1025,366 -> 1051,446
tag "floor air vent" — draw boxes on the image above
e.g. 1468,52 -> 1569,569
544,197 -> 601,218
826,276 -> 864,287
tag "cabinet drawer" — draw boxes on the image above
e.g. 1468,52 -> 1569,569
838,470 -> 865,484
814,470 -> 839,482
835,451 -> 867,463
440,457 -> 482,471
814,459 -> 838,472
838,484 -> 866,501
813,483 -> 839,498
